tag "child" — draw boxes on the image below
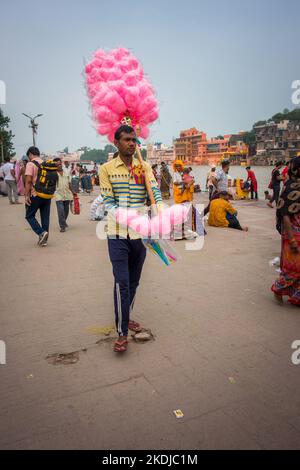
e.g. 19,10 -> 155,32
181,168 -> 194,195
264,190 -> 272,202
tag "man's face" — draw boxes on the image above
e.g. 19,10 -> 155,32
56,160 -> 63,171
223,164 -> 230,174
115,132 -> 136,157
65,162 -> 69,168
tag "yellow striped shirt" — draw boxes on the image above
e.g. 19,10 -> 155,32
100,155 -> 162,239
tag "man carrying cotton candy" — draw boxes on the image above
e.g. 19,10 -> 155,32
100,125 -> 162,353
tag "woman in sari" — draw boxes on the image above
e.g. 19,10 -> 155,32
15,157 -> 28,196
172,160 -> 193,204
160,162 -> 172,199
272,156 -> 300,305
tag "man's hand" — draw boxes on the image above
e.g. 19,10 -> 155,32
25,194 -> 31,206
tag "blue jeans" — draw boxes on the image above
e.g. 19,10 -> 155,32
25,196 -> 51,236
226,213 -> 242,230
108,237 -> 146,336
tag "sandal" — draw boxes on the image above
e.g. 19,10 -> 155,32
114,338 -> 128,353
128,320 -> 142,332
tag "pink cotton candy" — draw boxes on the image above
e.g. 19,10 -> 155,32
104,91 -> 126,114
95,106 -> 119,123
95,49 -> 106,59
138,126 -> 150,139
97,123 -> 113,135
167,204 -> 189,225
150,214 -> 172,236
85,47 -> 159,142
129,215 -> 151,237
116,208 -> 139,225
111,48 -> 130,60
124,86 -> 140,107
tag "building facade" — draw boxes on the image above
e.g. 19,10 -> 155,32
174,128 -> 206,164
146,143 -> 174,165
173,128 -> 248,165
254,119 -> 300,163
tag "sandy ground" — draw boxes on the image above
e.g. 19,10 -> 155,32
1,190 -> 300,450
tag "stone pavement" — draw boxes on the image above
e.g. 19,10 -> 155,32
1,192 -> 300,450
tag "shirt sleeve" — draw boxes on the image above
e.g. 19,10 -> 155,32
225,201 -> 236,215
216,170 -> 222,181
100,165 -> 118,211
25,162 -> 35,177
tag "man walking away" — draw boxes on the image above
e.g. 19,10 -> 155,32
25,147 -> 58,246
2,156 -> 20,204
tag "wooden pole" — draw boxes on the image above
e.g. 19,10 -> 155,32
135,144 -> 156,207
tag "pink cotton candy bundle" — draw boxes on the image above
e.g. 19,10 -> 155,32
150,204 -> 189,236
85,48 -> 159,142
115,204 -> 189,237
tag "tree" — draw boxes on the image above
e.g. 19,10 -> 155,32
0,107 -> 15,161
63,146 -> 69,154
79,143 -> 117,163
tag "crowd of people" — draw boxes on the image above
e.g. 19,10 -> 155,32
1,131 -> 300,353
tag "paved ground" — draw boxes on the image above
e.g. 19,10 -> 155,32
1,191 -> 300,450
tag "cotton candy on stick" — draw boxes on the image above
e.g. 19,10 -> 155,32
85,47 -> 159,143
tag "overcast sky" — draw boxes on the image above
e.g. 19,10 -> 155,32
1,0 -> 300,155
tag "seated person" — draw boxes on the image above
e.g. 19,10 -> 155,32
181,168 -> 194,195
208,191 -> 248,231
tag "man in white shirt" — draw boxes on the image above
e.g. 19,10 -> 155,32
212,160 -> 230,194
2,156 -> 20,204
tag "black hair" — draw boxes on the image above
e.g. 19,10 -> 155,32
4,156 -> 10,162
221,160 -> 230,168
53,157 -> 62,162
246,166 -> 251,170
161,161 -> 165,165
275,161 -> 283,167
26,146 -> 40,157
114,125 -> 135,141
288,156 -> 300,179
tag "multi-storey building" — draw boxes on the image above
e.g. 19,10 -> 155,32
254,120 -> 300,162
174,128 -> 207,164
146,143 -> 174,165
174,128 -> 248,165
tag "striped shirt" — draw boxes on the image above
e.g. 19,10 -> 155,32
100,155 -> 162,239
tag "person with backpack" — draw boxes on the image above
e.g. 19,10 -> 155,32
25,146 -> 58,246
267,161 -> 283,208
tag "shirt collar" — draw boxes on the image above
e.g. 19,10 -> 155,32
115,155 -> 139,168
